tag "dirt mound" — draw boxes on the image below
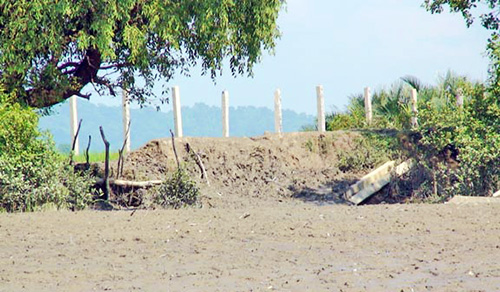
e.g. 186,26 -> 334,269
117,131 -> 384,207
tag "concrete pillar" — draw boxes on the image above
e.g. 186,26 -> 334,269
364,87 -> 372,126
222,90 -> 229,137
456,88 -> 464,107
410,88 -> 418,128
69,96 -> 79,155
122,89 -> 131,153
172,86 -> 183,138
274,89 -> 282,134
316,85 -> 325,132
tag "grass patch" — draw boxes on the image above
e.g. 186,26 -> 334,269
72,151 -> 120,163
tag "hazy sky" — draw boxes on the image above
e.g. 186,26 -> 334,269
92,0 -> 491,115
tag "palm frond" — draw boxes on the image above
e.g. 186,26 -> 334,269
401,75 -> 425,92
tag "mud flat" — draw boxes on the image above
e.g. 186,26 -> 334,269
1,202 -> 500,291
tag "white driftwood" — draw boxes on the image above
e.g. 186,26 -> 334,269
344,161 -> 395,199
347,159 -> 415,205
96,178 -> 163,188
493,190 -> 500,198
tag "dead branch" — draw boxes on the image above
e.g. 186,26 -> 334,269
69,118 -> 83,165
170,129 -> 180,169
185,143 -> 209,185
100,126 -> 111,201
117,119 -> 131,178
85,135 -> 91,166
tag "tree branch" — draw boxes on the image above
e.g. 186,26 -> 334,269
99,62 -> 130,70
57,62 -> 80,71
94,76 -> 117,96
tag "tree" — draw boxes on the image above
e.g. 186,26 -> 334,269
424,0 -> 500,30
0,0 -> 284,108
423,0 -> 500,95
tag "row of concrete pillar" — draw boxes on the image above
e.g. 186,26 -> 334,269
72,84 -> 456,155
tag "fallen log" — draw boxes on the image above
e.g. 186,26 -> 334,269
95,178 -> 163,188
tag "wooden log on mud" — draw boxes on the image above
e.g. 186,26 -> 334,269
95,178 -> 163,188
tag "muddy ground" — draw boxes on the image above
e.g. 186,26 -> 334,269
1,132 -> 500,291
2,203 -> 500,291
117,131 -> 391,208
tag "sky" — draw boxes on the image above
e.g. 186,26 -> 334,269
92,0 -> 492,115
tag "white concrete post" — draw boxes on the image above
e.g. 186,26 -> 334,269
69,96 -> 79,155
172,86 -> 183,138
274,89 -> 282,134
410,88 -> 418,128
222,90 -> 229,138
456,88 -> 464,107
316,85 -> 325,132
364,87 -> 372,126
122,89 -> 131,153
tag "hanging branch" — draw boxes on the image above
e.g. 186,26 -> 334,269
170,129 -> 180,170
100,126 -> 111,201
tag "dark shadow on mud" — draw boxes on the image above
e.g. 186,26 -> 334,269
290,178 -> 359,206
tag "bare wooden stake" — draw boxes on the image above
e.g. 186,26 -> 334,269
100,126 -> 111,201
69,119 -> 83,165
85,135 -> 91,166
170,129 -> 180,169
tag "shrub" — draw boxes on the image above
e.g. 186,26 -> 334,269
336,132 -> 401,173
0,98 -> 93,212
153,168 -> 200,209
412,86 -> 500,199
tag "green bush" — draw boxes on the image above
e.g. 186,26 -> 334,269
0,99 -> 93,212
337,132 -> 401,173
413,86 -> 500,200
153,168 -> 200,209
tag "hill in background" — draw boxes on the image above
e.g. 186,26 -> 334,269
39,100 -> 314,152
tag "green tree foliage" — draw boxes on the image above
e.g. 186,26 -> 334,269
423,0 -> 500,97
424,0 -> 499,30
0,0 -> 284,108
414,85 -> 499,200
